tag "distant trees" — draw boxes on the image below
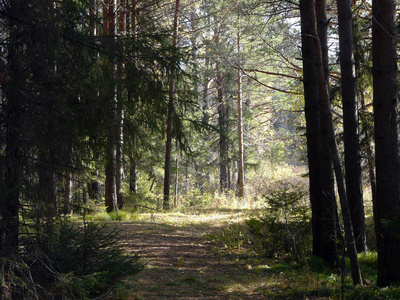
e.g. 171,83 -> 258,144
2,0 -> 400,293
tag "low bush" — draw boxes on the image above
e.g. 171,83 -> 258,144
246,183 -> 312,260
22,221 -> 142,299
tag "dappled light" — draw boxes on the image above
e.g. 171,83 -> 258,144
2,0 -> 400,298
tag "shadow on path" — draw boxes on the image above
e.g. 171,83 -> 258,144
116,220 -> 268,299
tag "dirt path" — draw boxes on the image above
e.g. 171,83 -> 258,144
115,214 -> 269,299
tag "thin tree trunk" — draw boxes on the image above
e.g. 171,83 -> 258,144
237,18 -> 245,202
310,0 -> 362,284
1,5 -> 24,297
129,0 -> 138,196
64,174 -> 72,214
1,9 -> 23,259
337,0 -> 366,252
163,0 -> 180,210
300,0 -> 338,267
130,156 -> 138,194
104,0 -> 118,213
372,0 -> 400,286
315,0 -> 339,266
116,2 -> 126,210
105,131 -> 118,212
174,157 -> 179,208
216,67 -> 229,192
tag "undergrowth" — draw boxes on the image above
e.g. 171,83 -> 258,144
19,221 -> 142,299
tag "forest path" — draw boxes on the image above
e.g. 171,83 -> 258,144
115,211 -> 270,299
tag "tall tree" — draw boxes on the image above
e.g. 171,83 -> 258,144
237,14 -> 245,201
315,0 -> 339,265
163,0 -> 180,210
337,0 -> 366,252
104,0 -> 118,213
372,0 -> 400,286
311,0 -> 362,284
300,0 -> 338,267
1,0 -> 24,265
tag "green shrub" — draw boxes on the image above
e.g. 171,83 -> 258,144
24,222 -> 142,299
246,183 -> 311,260
207,223 -> 247,250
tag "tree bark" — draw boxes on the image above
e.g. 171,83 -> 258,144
105,128 -> 118,212
104,0 -> 118,213
129,156 -> 138,194
1,5 -> 23,259
237,19 -> 245,202
174,157 -> 179,208
163,0 -> 180,210
217,68 -> 229,192
337,0 -> 366,252
300,0 -> 338,267
310,0 -> 362,284
315,0 -> 339,266
1,5 -> 24,298
372,0 -> 400,286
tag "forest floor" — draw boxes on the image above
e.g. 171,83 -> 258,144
109,209 -> 333,300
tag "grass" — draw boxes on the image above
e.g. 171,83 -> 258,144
84,205 -> 400,300
78,173 -> 398,300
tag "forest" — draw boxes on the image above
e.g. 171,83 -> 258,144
1,0 -> 400,298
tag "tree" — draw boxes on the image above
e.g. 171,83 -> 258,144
237,13 -> 245,201
103,0 -> 118,213
299,0 -> 338,267
336,0 -> 366,252
312,0 -> 362,284
372,0 -> 400,286
163,0 -> 180,210
1,0 -> 24,266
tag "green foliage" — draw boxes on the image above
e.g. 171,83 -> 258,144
207,223 -> 247,250
23,222 -> 142,299
184,189 -> 212,208
0,256 -> 38,299
246,183 -> 311,260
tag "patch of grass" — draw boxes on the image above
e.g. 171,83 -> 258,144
89,211 -> 112,221
206,223 -> 248,250
75,204 -> 399,300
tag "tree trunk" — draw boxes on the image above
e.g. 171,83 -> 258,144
104,0 -> 118,213
217,70 -> 229,192
1,4 -> 24,298
129,156 -> 138,194
1,10 -> 23,259
372,0 -> 400,286
237,21 -> 245,203
63,174 -> 72,215
316,0 -> 339,266
163,0 -> 180,210
300,0 -> 338,267
116,67 -> 124,210
310,0 -> 362,284
105,129 -> 118,212
337,0 -> 366,252
174,157 -> 179,208
38,152 -> 57,218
